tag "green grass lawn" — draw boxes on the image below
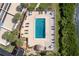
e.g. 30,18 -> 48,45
28,3 -> 37,11
55,4 -> 60,51
38,3 -> 52,10
0,44 -> 15,53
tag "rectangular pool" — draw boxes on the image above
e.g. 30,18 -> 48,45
35,18 -> 45,38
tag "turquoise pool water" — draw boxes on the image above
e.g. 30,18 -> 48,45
35,18 -> 45,38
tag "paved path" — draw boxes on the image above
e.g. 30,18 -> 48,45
75,4 -> 79,47
76,4 -> 79,37
34,3 -> 40,10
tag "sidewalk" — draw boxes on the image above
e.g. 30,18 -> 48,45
34,3 -> 40,10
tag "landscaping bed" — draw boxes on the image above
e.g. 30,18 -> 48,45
38,3 -> 51,10
27,3 -> 37,11
0,44 -> 15,53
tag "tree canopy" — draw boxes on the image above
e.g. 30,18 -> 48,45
15,39 -> 23,47
58,3 -> 78,56
2,29 -> 23,47
2,32 -> 16,42
20,3 -> 28,8
13,13 -> 23,23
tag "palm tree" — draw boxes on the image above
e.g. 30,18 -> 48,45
21,3 -> 29,8
12,13 -> 23,23
2,32 -> 16,42
15,39 -> 23,47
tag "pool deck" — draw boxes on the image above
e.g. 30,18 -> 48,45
20,11 -> 55,50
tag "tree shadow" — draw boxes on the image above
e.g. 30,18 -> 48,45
16,6 -> 22,12
11,41 -> 16,46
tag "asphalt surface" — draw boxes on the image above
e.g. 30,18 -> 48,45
75,4 -> 79,47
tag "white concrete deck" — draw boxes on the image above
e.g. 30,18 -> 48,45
0,28 -> 9,46
21,11 -> 55,50
8,3 -> 20,15
0,3 -> 20,46
0,3 -> 2,9
2,14 -> 15,31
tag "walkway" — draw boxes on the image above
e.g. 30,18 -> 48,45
34,3 -> 40,10
75,4 -> 79,47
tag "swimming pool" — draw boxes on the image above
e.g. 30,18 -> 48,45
35,18 -> 45,38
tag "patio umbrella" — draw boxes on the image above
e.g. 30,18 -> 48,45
33,45 -> 45,51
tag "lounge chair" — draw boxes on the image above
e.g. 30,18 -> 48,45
45,11 -> 47,14
51,26 -> 54,29
50,12 -> 52,15
51,26 -> 55,29
21,33 -> 23,35
25,30 -> 28,31
51,43 -> 54,46
50,45 -> 54,48
25,33 -> 28,34
51,26 -> 54,27
51,34 -> 54,36
49,45 -> 52,48
51,28 -> 55,30
25,26 -> 28,27
51,17 -> 55,19
28,12 -> 32,16
52,39 -> 54,41
26,23 -> 29,24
